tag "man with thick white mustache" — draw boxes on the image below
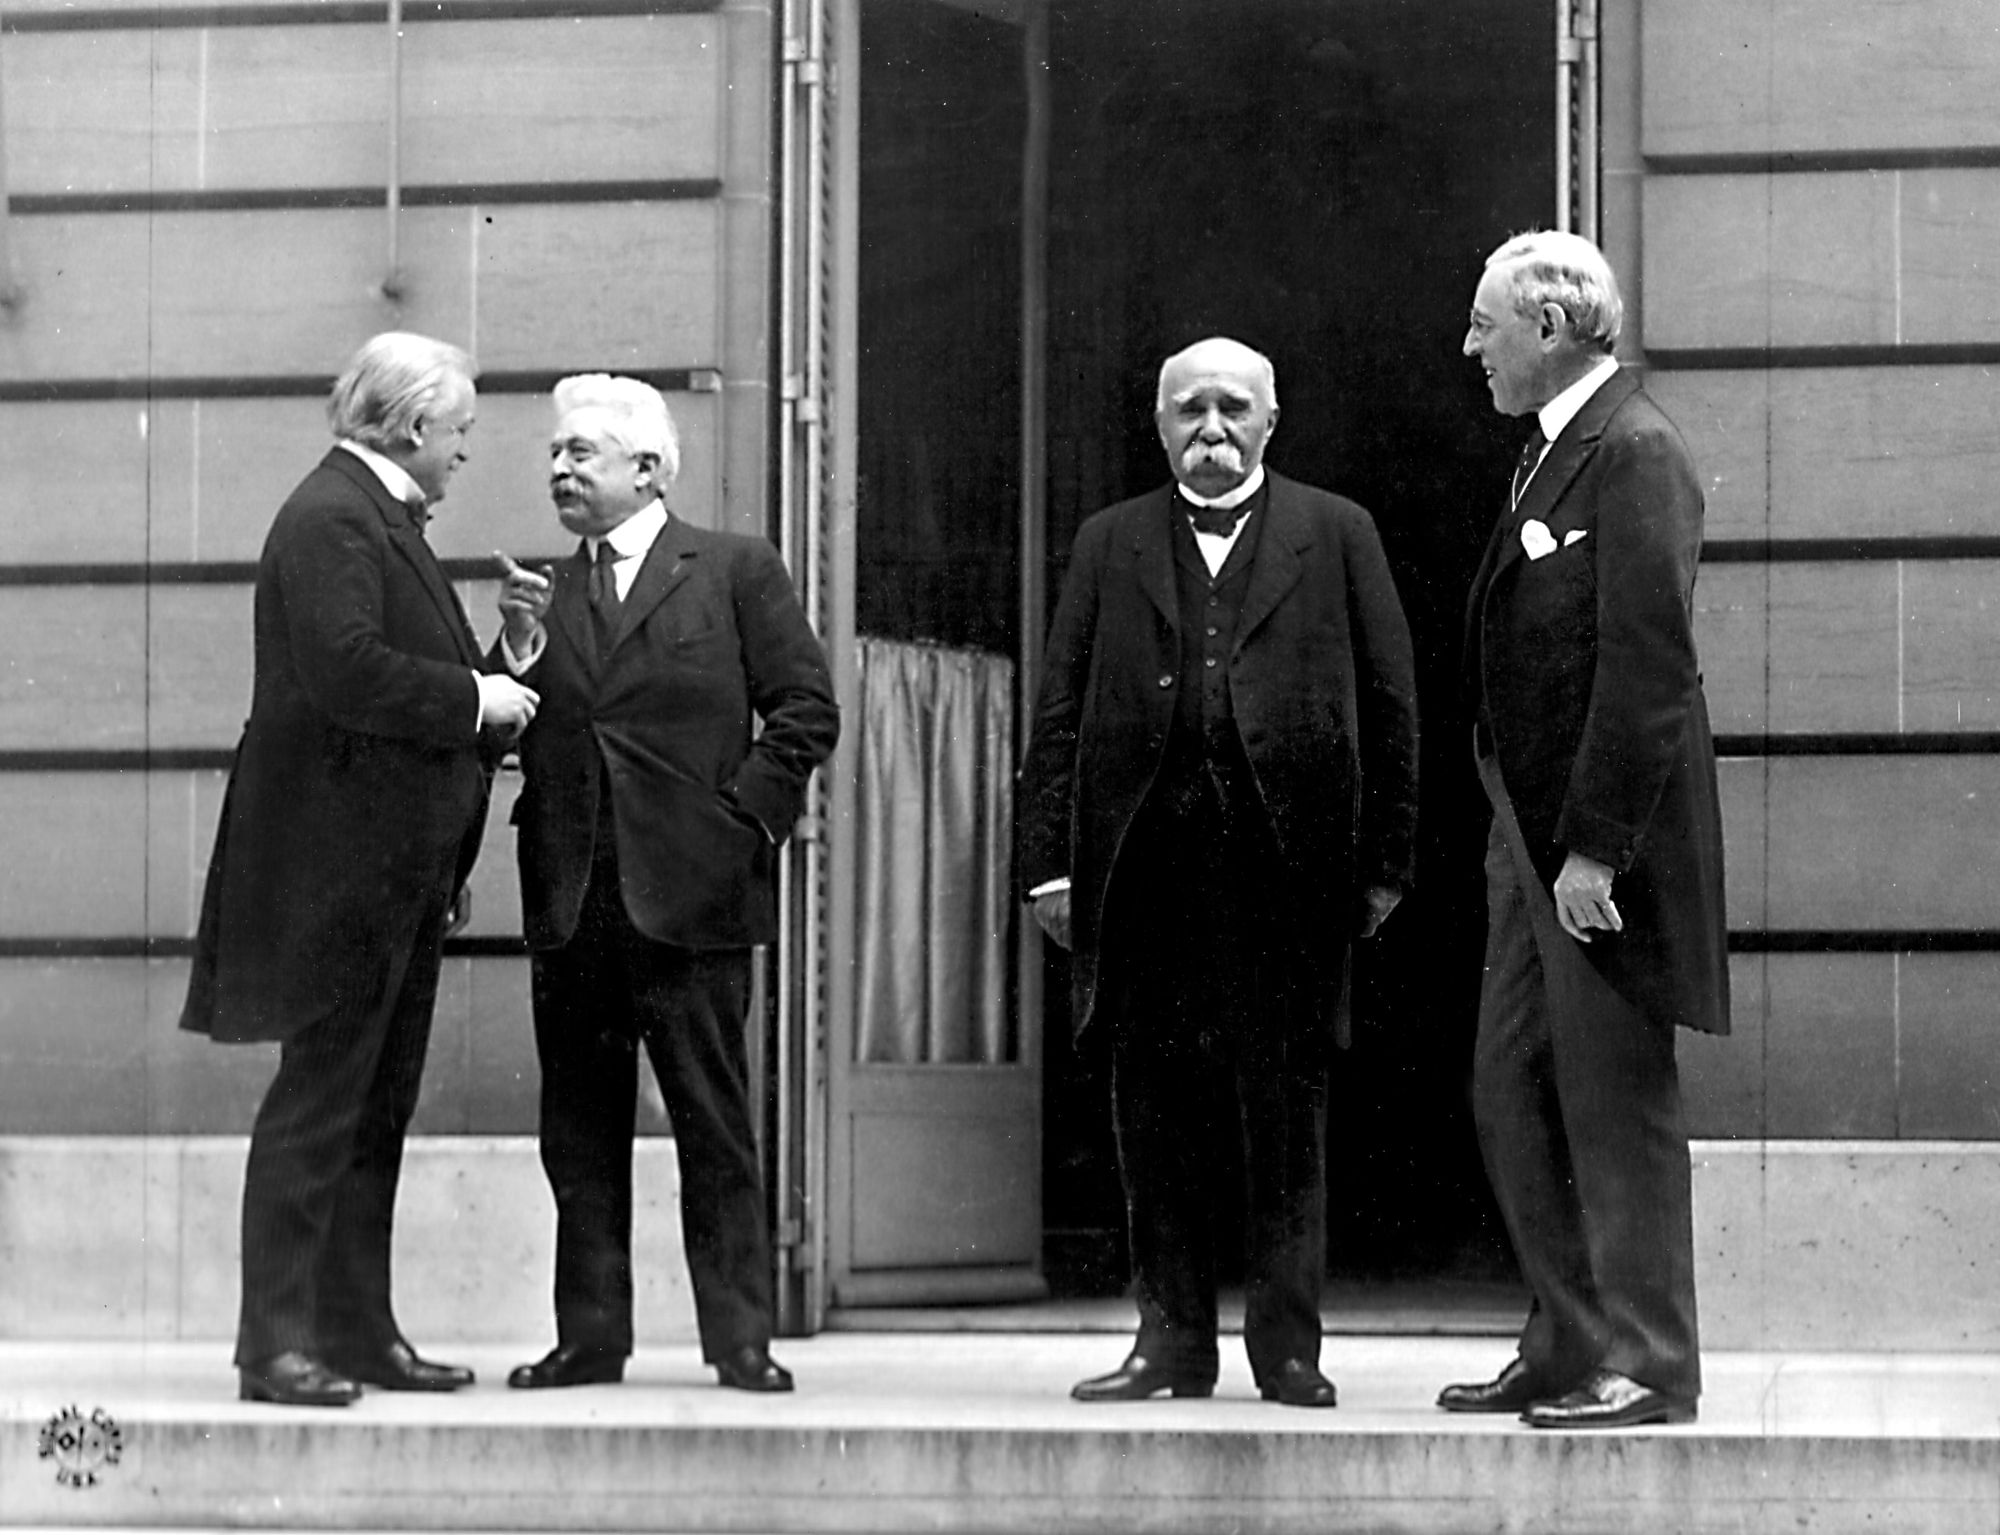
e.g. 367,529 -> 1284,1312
491,373 -> 837,1395
1018,336 -> 1419,1407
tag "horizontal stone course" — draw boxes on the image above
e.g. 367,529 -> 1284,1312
3,1138 -> 1997,1354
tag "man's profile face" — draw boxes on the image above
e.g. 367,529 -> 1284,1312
1463,262 -> 1549,418
1156,354 -> 1277,499
404,373 -> 476,506
549,406 -> 655,537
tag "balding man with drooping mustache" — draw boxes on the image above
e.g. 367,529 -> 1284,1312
1018,336 -> 1419,1409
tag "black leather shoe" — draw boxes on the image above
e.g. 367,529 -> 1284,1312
1070,1353 -> 1216,1402
714,1345 -> 794,1393
1258,1359 -> 1338,1408
507,1342 -> 627,1390
238,1351 -> 361,1407
326,1339 -> 474,1392
1438,1356 -> 1569,1414
1521,1369 -> 1696,1429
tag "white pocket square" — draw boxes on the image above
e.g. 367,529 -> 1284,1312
1563,529 -> 1587,547
1520,519 -> 1557,560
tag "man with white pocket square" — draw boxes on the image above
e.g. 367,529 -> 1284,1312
1442,230 -> 1729,1430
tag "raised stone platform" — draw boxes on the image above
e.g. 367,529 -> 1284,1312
0,1136 -> 697,1345
4,1336 -> 1999,1534
7,1136 -> 2000,1351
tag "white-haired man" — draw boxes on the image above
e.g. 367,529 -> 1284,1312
1017,336 -> 1419,1407
183,331 -> 540,1407
494,374 -> 838,1393
1442,230 -> 1728,1428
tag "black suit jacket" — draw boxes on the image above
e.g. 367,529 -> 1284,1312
1464,368 -> 1730,1037
182,448 -> 494,1044
1017,470 -> 1420,1040
504,512 -> 839,951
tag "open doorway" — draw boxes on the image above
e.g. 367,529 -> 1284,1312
850,0 -> 1554,1308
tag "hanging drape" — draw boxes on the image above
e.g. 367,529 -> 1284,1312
853,636 -> 1015,1065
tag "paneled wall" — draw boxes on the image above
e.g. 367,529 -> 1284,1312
0,0 -> 776,1133
1619,0 -> 2000,1138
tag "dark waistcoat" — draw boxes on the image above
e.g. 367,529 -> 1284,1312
1111,490 -> 1279,929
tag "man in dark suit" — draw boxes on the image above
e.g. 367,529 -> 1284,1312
1441,230 -> 1729,1429
183,332 -> 541,1407
494,374 -> 838,1394
1017,336 -> 1419,1408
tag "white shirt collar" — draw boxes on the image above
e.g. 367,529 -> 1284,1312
589,498 -> 670,562
1535,355 -> 1620,447
338,438 -> 425,508
1176,462 -> 1267,511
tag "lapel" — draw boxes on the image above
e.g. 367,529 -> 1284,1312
1128,487 -> 1181,637
1485,369 -> 1639,589
328,449 -> 479,666
1233,472 -> 1308,653
550,544 -> 598,676
607,510 -> 699,656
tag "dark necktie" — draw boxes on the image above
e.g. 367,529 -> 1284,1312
588,541 -> 622,653
1188,500 -> 1251,538
1511,424 -> 1549,508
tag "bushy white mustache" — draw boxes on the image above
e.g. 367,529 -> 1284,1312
1182,441 -> 1244,473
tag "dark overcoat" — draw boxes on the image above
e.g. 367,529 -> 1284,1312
1017,471 -> 1420,1040
1464,368 -> 1730,1037
503,514 -> 839,952
182,448 -> 492,1044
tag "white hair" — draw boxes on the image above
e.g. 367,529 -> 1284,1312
1155,337 -> 1279,413
552,373 -> 681,482
1483,230 -> 1623,351
327,332 -> 474,448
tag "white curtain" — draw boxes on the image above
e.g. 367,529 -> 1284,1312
853,637 -> 1015,1064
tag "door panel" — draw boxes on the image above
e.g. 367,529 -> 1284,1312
816,0 -> 1045,1314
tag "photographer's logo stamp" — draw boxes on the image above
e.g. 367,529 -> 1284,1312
37,1405 -> 123,1488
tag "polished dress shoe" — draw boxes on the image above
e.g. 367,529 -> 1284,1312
1521,1369 -> 1696,1429
1437,1356 -> 1569,1414
1070,1353 -> 1215,1402
238,1351 -> 361,1408
326,1339 -> 474,1392
714,1345 -> 794,1393
1258,1359 -> 1338,1408
507,1342 -> 627,1390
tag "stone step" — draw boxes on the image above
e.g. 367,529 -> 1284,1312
4,1337 -> 1999,1534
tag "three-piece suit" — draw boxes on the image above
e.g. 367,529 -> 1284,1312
1018,470 -> 1419,1384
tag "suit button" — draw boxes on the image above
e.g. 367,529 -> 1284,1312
1157,674 -> 1173,688
1205,657 -> 1218,668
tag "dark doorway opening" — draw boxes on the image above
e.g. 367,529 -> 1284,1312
855,0 -> 1554,1302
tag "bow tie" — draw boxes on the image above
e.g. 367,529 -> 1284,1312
404,496 -> 431,532
1187,501 -> 1251,538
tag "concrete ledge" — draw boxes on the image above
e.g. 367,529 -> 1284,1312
7,1136 -> 2000,1352
1693,1141 -> 2000,1352
0,1136 -> 695,1344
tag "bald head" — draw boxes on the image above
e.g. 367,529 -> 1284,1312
1155,337 -> 1278,414
1155,336 -> 1280,498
